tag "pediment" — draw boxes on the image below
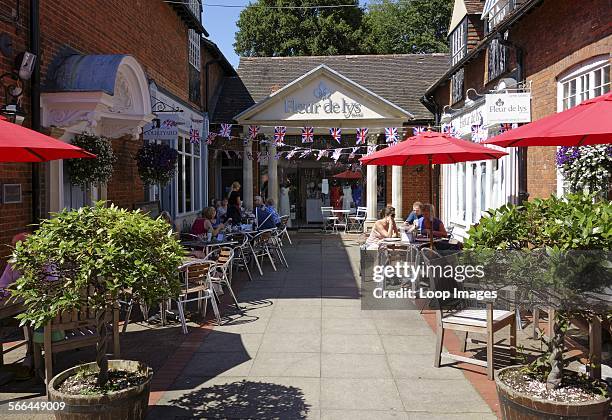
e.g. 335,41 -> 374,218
235,65 -> 412,127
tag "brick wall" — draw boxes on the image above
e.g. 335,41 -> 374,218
105,137 -> 146,209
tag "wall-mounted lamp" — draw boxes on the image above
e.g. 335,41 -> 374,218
0,103 -> 26,125
0,73 -> 26,125
464,88 -> 484,108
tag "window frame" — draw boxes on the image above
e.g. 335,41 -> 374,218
176,135 -> 201,216
188,29 -> 201,70
484,0 -> 515,33
449,18 -> 468,66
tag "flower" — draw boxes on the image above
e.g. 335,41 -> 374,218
136,143 -> 178,186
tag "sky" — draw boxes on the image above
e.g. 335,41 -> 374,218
202,1 -> 369,69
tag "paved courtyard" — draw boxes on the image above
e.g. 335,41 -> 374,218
148,233 -> 496,419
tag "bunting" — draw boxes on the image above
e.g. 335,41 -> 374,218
274,126 -> 286,146
206,132 -> 217,145
412,126 -> 426,136
356,128 -> 369,145
329,127 -> 342,144
316,149 -> 328,161
385,127 -> 399,144
248,125 -> 259,139
189,126 -> 201,144
219,123 -> 232,138
301,126 -> 314,143
348,147 -> 359,159
367,145 -> 376,155
332,148 -> 342,163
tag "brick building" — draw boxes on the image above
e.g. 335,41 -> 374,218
422,0 -> 611,240
0,0 -> 233,264
210,54 -> 448,227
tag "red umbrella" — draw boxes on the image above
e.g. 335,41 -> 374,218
483,91 -> 612,147
333,169 -> 361,179
360,131 -> 507,248
0,119 -> 96,162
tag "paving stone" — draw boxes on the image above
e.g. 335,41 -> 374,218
177,351 -> 254,377
266,318 -> 322,334
321,334 -> 384,354
259,332 -> 321,353
321,354 -> 392,378
321,409 -> 410,420
395,378 -> 492,413
246,376 -> 321,410
323,318 -> 378,335
386,354 -> 467,380
380,334 -> 437,355
322,306 -> 372,319
320,378 -> 404,411
195,331 -> 263,354
249,352 -> 321,377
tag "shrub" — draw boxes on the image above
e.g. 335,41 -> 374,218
68,133 -> 116,187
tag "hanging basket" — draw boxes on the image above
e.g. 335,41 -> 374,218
135,143 -> 178,187
68,133 -> 116,187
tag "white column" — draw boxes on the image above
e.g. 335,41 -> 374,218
391,165 -> 403,222
268,143 -> 279,206
365,136 -> 378,225
49,160 -> 64,213
243,140 -> 253,211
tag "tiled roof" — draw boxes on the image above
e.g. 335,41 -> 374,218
211,54 -> 449,123
210,76 -> 254,124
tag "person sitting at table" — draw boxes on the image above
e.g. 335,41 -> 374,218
216,198 -> 229,224
191,207 -> 225,237
254,196 -> 276,230
365,206 -> 399,250
404,201 -> 424,225
0,233 -> 29,294
265,198 -> 282,228
418,204 -> 447,238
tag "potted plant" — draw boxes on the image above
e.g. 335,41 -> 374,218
135,142 -> 178,187
10,202 -> 184,420
464,193 -> 611,419
556,144 -> 612,198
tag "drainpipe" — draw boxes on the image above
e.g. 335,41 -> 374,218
30,0 -> 41,223
498,33 -> 528,204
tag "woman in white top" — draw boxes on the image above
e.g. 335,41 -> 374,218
365,206 -> 399,250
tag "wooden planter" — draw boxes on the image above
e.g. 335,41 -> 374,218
47,360 -> 152,420
496,366 -> 610,420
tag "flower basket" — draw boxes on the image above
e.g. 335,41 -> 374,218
135,143 -> 178,187
68,133 -> 116,187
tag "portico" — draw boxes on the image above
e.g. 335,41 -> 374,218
234,64 -> 412,225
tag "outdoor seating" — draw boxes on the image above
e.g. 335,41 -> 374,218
268,228 -> 290,269
226,232 -> 254,281
279,215 -> 292,245
331,209 -> 349,233
209,247 -> 242,313
175,259 -> 221,333
33,288 -> 120,384
321,206 -> 339,233
250,229 -> 278,275
347,206 -> 367,232
421,248 -> 516,380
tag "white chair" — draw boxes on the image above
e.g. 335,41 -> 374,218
348,206 -> 367,233
250,230 -> 277,274
332,210 -> 348,233
279,215 -> 292,245
321,206 -> 338,233
175,259 -> 221,333
421,249 -> 516,380
210,247 -> 242,312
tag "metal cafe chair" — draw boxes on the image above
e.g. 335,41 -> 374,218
175,259 -> 221,333
421,248 -> 516,380
347,206 -> 368,233
279,215 -> 293,245
321,206 -> 338,233
250,230 -> 277,275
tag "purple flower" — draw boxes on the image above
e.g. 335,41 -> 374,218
556,146 -> 581,167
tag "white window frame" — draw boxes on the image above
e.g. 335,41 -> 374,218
189,29 -> 201,70
450,19 -> 467,66
483,0 -> 513,32
176,135 -> 200,216
556,55 -> 611,195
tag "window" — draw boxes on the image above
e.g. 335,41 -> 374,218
189,29 -> 200,69
559,58 -> 610,110
487,38 -> 507,81
456,163 -> 466,222
450,19 -> 467,66
556,56 -> 610,195
177,136 -> 201,215
188,0 -> 200,17
451,68 -> 465,104
483,0 -> 514,33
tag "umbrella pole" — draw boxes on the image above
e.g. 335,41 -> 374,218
428,157 -> 434,250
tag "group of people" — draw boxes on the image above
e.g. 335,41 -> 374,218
329,181 -> 363,210
366,201 -> 448,249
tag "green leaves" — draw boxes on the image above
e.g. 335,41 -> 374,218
10,202 -> 185,328
68,133 -> 116,187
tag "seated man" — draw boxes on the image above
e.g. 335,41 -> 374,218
404,201 -> 424,225
265,198 -> 282,228
418,204 -> 448,238
254,196 -> 276,230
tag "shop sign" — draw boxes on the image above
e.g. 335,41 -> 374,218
283,82 -> 364,118
485,92 -> 531,124
447,105 -> 484,138
143,113 -> 179,142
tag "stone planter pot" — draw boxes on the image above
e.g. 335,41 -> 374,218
496,365 -> 610,420
47,360 -> 153,420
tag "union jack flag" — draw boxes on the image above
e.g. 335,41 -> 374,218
301,126 -> 314,143
287,149 -> 298,160
329,127 -> 342,144
500,123 -> 517,133
246,152 -> 253,160
356,128 -> 369,145
206,132 -> 217,145
236,152 -> 243,160
300,150 -> 312,158
219,123 -> 232,138
224,150 -> 232,159
413,126 -> 426,136
317,150 -> 328,161
248,125 -> 259,139
385,127 -> 399,144
189,127 -> 200,144
367,145 -> 377,155
441,124 -> 451,134
349,147 -> 359,159
274,126 -> 286,146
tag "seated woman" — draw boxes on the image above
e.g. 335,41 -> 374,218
0,233 -> 29,294
365,206 -> 399,250
418,204 -> 447,238
191,207 -> 225,238
159,211 -> 176,231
